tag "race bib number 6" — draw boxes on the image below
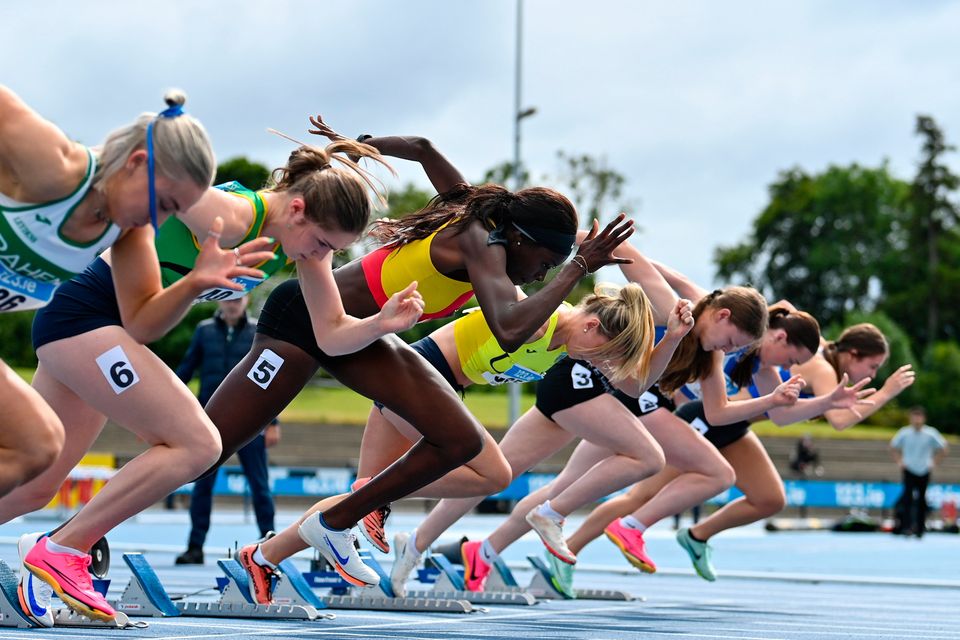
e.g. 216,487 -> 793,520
248,349 -> 285,389
96,346 -> 140,395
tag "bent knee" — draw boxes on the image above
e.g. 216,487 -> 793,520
751,491 -> 787,517
484,460 -> 514,494
711,459 -> 736,491
444,424 -> 485,466
175,428 -> 223,473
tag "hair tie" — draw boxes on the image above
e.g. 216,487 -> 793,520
146,103 -> 186,233
159,104 -> 185,118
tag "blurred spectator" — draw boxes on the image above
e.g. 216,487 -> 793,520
790,434 -> 823,477
890,407 -> 948,537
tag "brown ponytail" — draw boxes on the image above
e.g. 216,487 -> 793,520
728,306 -> 821,389
823,323 -> 888,380
268,139 -> 393,234
659,286 -> 768,394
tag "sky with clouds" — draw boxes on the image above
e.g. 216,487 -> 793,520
3,0 -> 958,288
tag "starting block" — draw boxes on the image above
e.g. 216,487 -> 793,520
525,555 -> 639,601
0,558 -> 138,629
404,554 -> 536,606
113,553 -> 325,620
298,551 -> 474,613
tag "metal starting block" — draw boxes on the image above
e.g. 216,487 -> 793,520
525,555 -> 640,601
404,554 -> 536,606
298,551 -> 475,613
113,553 -> 326,620
0,558 -> 139,629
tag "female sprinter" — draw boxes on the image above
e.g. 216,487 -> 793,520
201,117 -> 634,591
12,110 -> 419,623
0,86 -> 263,624
561,263 -> 888,588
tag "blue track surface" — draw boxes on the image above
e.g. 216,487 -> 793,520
1,510 -> 957,639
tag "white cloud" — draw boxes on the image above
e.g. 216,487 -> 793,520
2,0 -> 958,292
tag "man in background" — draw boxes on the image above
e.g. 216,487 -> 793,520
174,297 -> 279,564
890,406 -> 948,537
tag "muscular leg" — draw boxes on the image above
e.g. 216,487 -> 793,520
409,406 -> 573,555
0,361 -> 64,498
690,432 -> 785,540
566,466 -> 680,555
203,335 -> 321,473
358,406 -> 512,498
485,395 -> 665,553
261,335 -> 486,561
625,408 -> 735,529
37,327 -> 222,551
0,363 -> 106,523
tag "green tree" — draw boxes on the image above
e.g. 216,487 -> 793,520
715,164 -> 910,328
384,183 -> 434,220
215,156 -> 271,189
912,341 -> 960,435
554,151 -> 635,226
879,116 -> 960,347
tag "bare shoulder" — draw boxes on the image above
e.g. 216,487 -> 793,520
177,188 -> 251,245
0,86 -> 88,200
793,353 -> 837,392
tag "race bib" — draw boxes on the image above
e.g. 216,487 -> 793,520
638,391 -> 660,413
96,346 -> 140,395
194,275 -> 265,304
690,417 -> 709,435
0,262 -> 57,312
570,362 -> 595,390
480,364 -> 544,386
248,349 -> 284,389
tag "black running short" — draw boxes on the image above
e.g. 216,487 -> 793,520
675,400 -> 751,449
535,357 -> 674,420
32,257 -> 122,350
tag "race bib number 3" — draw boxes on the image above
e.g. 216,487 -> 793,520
96,346 -> 140,394
248,349 -> 284,389
570,362 -> 595,390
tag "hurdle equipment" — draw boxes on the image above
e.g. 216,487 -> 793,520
404,554 -> 536,605
112,553 -> 326,620
525,555 -> 639,601
301,551 -> 474,613
0,559 -> 139,629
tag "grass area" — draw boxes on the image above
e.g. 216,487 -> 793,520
12,367 -> 914,439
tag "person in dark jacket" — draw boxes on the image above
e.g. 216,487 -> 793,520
174,297 -> 279,564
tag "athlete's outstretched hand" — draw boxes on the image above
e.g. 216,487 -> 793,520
771,374 -> 804,407
189,217 -> 275,291
827,373 -> 877,418
881,364 -> 916,397
575,213 -> 635,274
308,115 -> 366,163
666,298 -> 695,340
377,280 -> 424,334
307,115 -> 346,142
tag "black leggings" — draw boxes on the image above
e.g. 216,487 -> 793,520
202,279 -> 485,529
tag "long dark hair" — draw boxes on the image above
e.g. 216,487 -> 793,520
659,286 -> 769,394
369,183 -> 577,247
728,307 -> 821,389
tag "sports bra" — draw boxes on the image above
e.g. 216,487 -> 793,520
454,304 -> 568,385
360,225 -> 474,321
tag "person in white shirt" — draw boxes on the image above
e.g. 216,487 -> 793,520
890,406 -> 948,536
